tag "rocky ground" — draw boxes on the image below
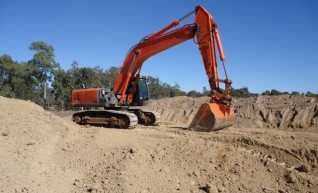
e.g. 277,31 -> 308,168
0,95 -> 317,193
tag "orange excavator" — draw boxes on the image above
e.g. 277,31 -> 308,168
71,5 -> 235,131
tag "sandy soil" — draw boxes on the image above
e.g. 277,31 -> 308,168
0,96 -> 317,193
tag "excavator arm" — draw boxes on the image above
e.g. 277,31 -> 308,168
112,5 -> 235,131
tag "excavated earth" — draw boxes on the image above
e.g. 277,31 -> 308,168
0,95 -> 317,193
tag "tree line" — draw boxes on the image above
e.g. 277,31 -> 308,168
1,41 -> 317,110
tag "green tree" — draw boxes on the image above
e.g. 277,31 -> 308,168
68,63 -> 118,89
105,66 -> 120,86
52,68 -> 72,110
305,91 -> 316,97
92,65 -> 107,87
262,90 -> 271,96
29,41 -> 59,82
0,54 -> 40,101
69,60 -> 80,88
13,61 -> 40,101
28,41 -> 59,107
232,87 -> 253,98
0,54 -> 17,97
77,67 -> 96,88
202,86 -> 210,96
291,91 -> 300,95
169,82 -> 186,97
147,76 -> 186,99
187,90 -> 202,97
270,89 -> 283,95
147,76 -> 162,99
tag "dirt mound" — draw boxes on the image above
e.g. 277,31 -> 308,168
143,95 -> 318,129
0,96 -> 76,192
141,96 -> 210,125
234,95 -> 318,129
0,96 -> 317,193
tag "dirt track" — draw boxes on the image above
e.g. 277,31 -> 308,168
0,96 -> 317,193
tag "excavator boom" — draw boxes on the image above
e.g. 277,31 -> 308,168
112,24 -> 197,99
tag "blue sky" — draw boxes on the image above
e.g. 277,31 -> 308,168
1,0 -> 317,94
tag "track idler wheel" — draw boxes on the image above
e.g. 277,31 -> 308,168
117,116 -> 130,129
189,103 -> 235,132
73,115 -> 82,124
143,112 -> 156,125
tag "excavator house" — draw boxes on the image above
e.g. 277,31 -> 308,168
71,5 -> 235,131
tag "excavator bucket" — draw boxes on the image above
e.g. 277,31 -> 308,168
189,103 -> 235,132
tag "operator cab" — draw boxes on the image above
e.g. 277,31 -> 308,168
127,77 -> 150,106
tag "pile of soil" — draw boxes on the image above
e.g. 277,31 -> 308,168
141,96 -> 210,125
233,95 -> 318,129
0,95 -> 317,193
143,95 -> 318,129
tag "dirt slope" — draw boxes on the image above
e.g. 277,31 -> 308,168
0,96 -> 317,193
234,95 -> 318,129
143,95 -> 318,129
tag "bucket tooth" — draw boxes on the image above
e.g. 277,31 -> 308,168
189,103 -> 235,132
